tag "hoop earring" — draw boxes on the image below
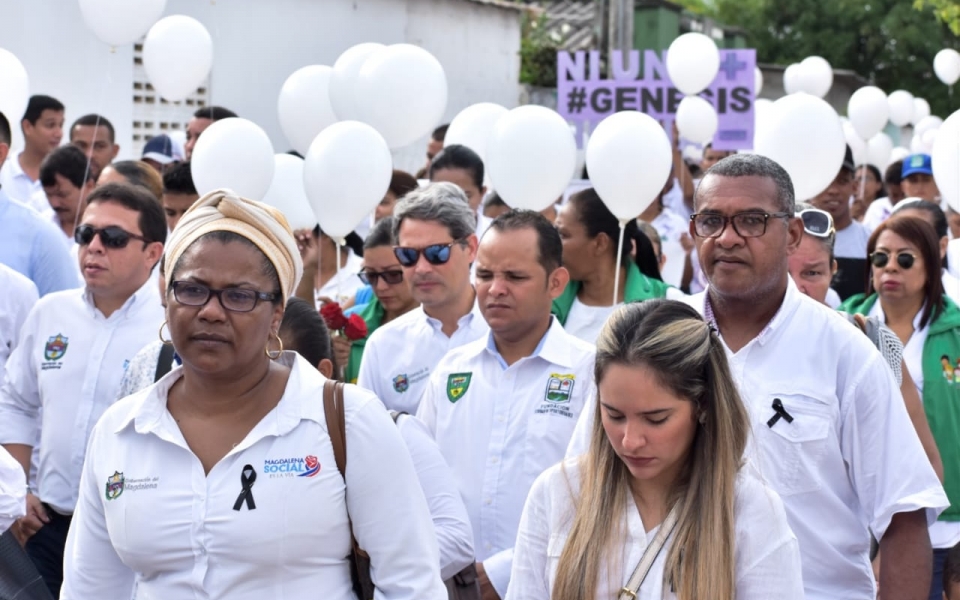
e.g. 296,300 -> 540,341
265,332 -> 283,360
159,321 -> 173,345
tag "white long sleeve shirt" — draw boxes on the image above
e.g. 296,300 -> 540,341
61,352 -> 447,600
0,278 -> 163,514
506,461 -> 804,600
417,319 -> 596,597
0,263 -> 38,373
358,300 -> 488,414
0,445 -> 26,532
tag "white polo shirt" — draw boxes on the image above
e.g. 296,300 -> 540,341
0,263 -> 38,373
357,298 -> 488,414
0,445 -> 26,533
61,353 -> 446,600
0,153 -> 47,211
0,277 -> 164,514
506,461 -> 803,600
417,318 -> 596,597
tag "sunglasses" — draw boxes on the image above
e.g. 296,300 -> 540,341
393,239 -> 466,267
797,208 -> 835,238
358,269 -> 404,286
74,224 -> 149,249
870,250 -> 916,270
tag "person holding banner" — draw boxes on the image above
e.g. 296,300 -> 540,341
552,188 -> 683,345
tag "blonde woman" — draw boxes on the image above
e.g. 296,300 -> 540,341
507,300 -> 803,600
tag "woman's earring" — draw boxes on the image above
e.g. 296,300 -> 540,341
265,332 -> 283,360
159,321 -> 173,345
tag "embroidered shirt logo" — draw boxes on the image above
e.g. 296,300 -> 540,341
544,373 -> 575,403
941,355 -> 960,385
393,374 -> 410,394
263,455 -> 321,478
44,334 -> 68,361
446,372 -> 472,403
105,471 -> 125,501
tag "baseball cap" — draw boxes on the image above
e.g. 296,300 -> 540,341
901,154 -> 933,178
142,134 -> 182,165
841,144 -> 855,172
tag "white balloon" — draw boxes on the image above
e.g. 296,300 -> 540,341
78,0 -> 166,47
797,56 -> 833,98
191,118 -> 275,200
303,121 -> 392,240
889,146 -> 911,167
486,106 -> 577,212
932,109 -> 960,211
329,43 -> 384,122
142,16 -> 213,102
355,44 -> 448,149
910,135 -> 926,154
783,63 -> 803,95
934,49 -> 960,86
887,90 -> 915,127
445,103 -> 509,167
915,115 -> 944,138
922,127 -> 939,149
755,93 -> 845,200
666,33 -> 720,96
866,133 -> 893,169
754,66 -> 764,97
585,111 -> 673,220
843,121 -> 867,167
676,95 -> 718,144
912,98 -> 931,126
847,86 -> 889,140
261,155 -> 317,231
278,65 -> 339,156
0,49 -> 29,130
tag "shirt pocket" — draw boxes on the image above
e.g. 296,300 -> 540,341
755,392 -> 833,497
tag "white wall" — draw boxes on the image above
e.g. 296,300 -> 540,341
0,0 -> 522,173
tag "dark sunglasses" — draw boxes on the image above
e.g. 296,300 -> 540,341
358,269 -> 404,286
870,250 -> 916,270
74,224 -> 149,249
393,239 -> 466,267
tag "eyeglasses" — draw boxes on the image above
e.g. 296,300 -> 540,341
358,269 -> 404,286
169,281 -> 278,312
690,212 -> 792,238
798,208 -> 835,238
74,224 -> 149,249
870,251 -> 916,270
393,239 -> 466,267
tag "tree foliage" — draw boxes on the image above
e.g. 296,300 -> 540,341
916,0 -> 960,35
711,0 -> 960,118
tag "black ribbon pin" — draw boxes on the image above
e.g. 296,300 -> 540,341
766,398 -> 794,428
233,464 -> 257,511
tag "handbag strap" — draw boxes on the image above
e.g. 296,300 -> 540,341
617,505 -> 681,600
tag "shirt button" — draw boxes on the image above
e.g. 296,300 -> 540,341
497,416 -> 506,423
490,457 -> 499,464
484,498 -> 492,505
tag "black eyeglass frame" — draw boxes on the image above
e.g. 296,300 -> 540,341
870,251 -> 917,270
358,269 -> 405,286
169,280 -> 279,313
74,224 -> 151,249
689,211 -> 793,239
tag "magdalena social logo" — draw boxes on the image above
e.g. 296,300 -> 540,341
263,455 -> 320,478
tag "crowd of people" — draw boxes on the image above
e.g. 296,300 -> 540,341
0,91 -> 958,600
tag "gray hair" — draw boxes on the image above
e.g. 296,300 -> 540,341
696,154 -> 795,214
796,201 -> 835,260
392,182 -> 477,241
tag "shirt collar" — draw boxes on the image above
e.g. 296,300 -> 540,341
869,299 -> 926,331
421,289 -> 483,332
483,316 -> 574,369
82,272 -> 161,318
703,277 -> 798,347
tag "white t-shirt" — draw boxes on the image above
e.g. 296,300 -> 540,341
647,208 -> 689,288
563,297 -> 618,345
315,250 -> 365,306
506,460 -> 803,600
862,197 -> 894,232
833,220 -> 871,259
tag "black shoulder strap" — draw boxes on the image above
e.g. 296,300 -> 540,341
154,344 -> 176,382
388,410 -> 408,424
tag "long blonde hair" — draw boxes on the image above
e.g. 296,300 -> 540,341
552,300 -> 749,600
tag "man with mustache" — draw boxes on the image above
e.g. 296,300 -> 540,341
357,183 -> 488,413
39,145 -> 97,242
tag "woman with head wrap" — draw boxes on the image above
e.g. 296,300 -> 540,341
61,189 -> 448,600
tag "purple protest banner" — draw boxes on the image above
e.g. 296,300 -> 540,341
557,49 -> 756,150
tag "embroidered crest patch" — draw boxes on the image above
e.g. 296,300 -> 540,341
446,372 -> 473,403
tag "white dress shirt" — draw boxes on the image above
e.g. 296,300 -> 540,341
0,153 -> 47,211
0,445 -> 26,532
0,277 -> 164,514
0,263 -> 38,373
417,319 -> 596,597
61,353 -> 446,600
506,461 -> 804,600
357,298 -> 488,414
567,279 -> 947,599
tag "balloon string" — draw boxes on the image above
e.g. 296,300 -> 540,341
76,49 -> 112,236
335,240 -> 343,302
858,167 -> 867,207
612,220 -> 627,306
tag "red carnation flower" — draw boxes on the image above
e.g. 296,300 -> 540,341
343,313 -> 368,341
320,302 -> 348,331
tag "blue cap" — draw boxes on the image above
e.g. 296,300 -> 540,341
902,154 -> 933,178
142,134 -> 181,165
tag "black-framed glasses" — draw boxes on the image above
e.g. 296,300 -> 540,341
690,211 -> 792,238
170,281 -> 278,312
393,239 -> 466,267
870,251 -> 916,270
358,269 -> 404,286
798,208 -> 835,238
74,224 -> 149,249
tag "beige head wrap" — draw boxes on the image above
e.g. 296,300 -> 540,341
164,188 -> 303,304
